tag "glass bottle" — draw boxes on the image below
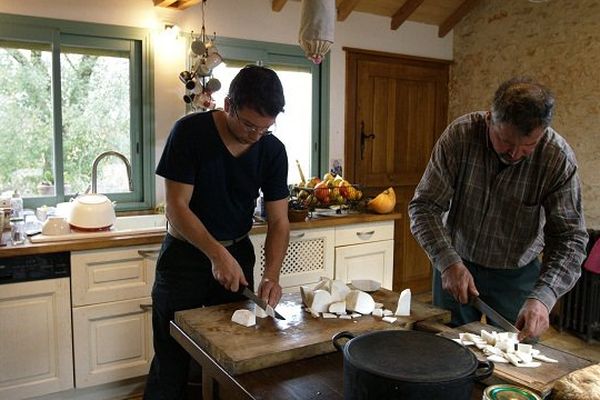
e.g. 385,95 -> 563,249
10,217 -> 25,245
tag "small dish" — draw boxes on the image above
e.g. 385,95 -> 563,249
42,216 -> 71,236
351,279 -> 381,292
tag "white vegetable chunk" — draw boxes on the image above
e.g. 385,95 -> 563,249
330,280 -> 351,302
310,289 -> 333,313
329,301 -> 347,314
346,290 -> 376,314
254,305 -> 268,319
395,288 -> 411,316
515,351 -> 533,364
382,316 -> 397,324
350,312 -> 362,318
231,309 -> 256,327
487,354 -> 509,363
532,354 -> 559,363
339,315 -> 352,320
371,308 -> 383,317
382,309 -> 394,317
322,312 -> 338,319
300,284 -> 315,307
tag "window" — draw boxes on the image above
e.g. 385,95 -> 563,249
0,14 -> 154,211
207,37 -> 329,185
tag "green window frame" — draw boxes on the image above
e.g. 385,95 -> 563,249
0,13 -> 155,211
213,37 -> 330,178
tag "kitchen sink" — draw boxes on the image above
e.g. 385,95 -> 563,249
29,214 -> 167,243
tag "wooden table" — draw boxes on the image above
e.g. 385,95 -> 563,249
171,289 -> 452,400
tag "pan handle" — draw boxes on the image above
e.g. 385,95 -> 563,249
332,331 -> 355,352
474,359 -> 494,381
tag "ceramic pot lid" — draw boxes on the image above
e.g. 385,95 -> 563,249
343,330 -> 478,382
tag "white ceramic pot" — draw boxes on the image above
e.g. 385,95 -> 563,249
67,194 -> 116,230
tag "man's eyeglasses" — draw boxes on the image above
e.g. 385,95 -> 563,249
232,108 -> 274,137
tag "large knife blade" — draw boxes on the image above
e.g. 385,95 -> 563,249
241,287 -> 285,320
470,296 -> 518,333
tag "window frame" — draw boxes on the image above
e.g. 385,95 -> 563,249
213,36 -> 330,178
0,13 -> 155,211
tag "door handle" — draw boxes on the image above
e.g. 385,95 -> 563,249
360,121 -> 375,160
139,303 -> 152,311
138,249 -> 159,260
356,230 -> 375,240
290,232 -> 306,240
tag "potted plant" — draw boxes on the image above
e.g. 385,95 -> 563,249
36,170 -> 55,195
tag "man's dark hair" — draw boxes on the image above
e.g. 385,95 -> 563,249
491,76 -> 555,135
227,65 -> 285,117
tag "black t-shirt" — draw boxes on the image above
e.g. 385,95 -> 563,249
156,111 -> 289,240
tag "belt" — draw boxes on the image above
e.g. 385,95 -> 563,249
218,234 -> 249,247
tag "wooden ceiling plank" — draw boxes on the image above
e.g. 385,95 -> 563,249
153,0 -> 178,7
272,0 -> 288,12
438,0 -> 480,37
337,0 -> 360,22
175,0 -> 203,10
390,0 -> 426,30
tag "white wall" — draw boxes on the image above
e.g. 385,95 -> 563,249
0,0 -> 452,204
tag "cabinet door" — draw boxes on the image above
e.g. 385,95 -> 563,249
71,245 -> 160,306
251,227 -> 335,292
335,240 -> 394,290
0,278 -> 73,400
72,297 -> 153,388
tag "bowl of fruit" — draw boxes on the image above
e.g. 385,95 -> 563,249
292,172 -> 364,211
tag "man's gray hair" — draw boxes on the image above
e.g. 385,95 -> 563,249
491,77 -> 555,136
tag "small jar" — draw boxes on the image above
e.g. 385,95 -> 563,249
10,217 -> 25,245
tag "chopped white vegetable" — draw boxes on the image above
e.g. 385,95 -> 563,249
481,330 -> 496,346
517,343 -> 532,354
487,354 -> 509,363
254,305 -> 268,319
517,362 -> 542,368
310,289 -> 333,313
395,288 -> 411,316
382,309 -> 394,317
329,301 -> 347,314
515,351 -> 533,364
300,284 -> 315,307
322,312 -> 338,319
371,308 -> 383,317
532,354 -> 558,363
346,290 -> 376,314
339,315 -> 352,320
330,280 -> 350,302
231,309 -> 256,327
382,316 -> 397,324
350,312 -> 362,318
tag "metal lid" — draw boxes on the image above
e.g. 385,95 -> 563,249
484,384 -> 542,400
344,330 -> 479,382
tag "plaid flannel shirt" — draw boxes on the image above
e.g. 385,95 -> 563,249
409,112 -> 588,311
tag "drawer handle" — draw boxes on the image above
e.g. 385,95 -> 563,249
356,230 -> 375,240
139,303 -> 153,311
290,232 -> 306,240
138,249 -> 159,260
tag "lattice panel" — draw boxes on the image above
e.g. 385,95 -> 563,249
258,238 -> 326,277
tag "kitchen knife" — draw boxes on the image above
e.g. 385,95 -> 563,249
470,296 -> 519,334
241,287 -> 285,320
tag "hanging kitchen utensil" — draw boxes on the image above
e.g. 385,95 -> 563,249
298,0 -> 335,64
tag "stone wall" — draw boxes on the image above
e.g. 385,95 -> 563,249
449,0 -> 600,227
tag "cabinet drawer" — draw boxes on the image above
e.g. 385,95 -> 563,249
71,245 -> 160,306
335,221 -> 394,247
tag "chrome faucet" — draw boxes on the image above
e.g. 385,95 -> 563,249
91,151 -> 133,194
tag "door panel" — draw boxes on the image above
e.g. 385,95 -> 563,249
344,47 -> 449,293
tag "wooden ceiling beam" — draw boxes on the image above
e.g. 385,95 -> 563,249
153,0 -> 178,7
337,0 -> 360,21
438,0 -> 480,37
175,0 -> 202,10
272,0 -> 288,12
390,0 -> 425,30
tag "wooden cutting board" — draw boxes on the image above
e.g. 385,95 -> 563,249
438,322 -> 595,398
174,288 -> 450,375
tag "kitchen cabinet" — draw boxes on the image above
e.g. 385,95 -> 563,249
0,278 -> 73,400
251,226 -> 335,291
334,221 -> 394,289
70,245 -> 159,387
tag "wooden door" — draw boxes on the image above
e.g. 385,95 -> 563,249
344,48 -> 449,293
